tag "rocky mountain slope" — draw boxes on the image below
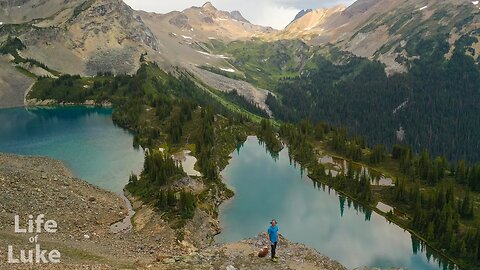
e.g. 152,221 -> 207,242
0,0 -> 85,24
0,0 -> 161,108
1,0 -> 479,108
17,0 -> 158,75
135,2 -> 278,109
275,0 -> 480,73
0,55 -> 35,108
0,0 -> 276,110
140,2 -> 276,43
279,5 -> 346,42
289,9 -> 313,24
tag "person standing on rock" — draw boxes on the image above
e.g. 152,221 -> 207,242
267,219 -> 279,262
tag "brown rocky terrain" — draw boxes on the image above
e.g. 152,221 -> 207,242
0,153 -> 352,269
138,2 -> 276,43
1,0 -> 158,76
274,0 -> 480,73
0,0 -> 85,24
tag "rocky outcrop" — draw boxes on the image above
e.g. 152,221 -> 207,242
289,9 -> 313,25
229,11 -> 250,23
154,233 -> 347,270
69,0 -> 158,52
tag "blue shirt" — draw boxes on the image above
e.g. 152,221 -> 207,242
268,225 -> 278,243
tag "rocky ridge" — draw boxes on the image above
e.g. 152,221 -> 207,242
276,0 -> 480,73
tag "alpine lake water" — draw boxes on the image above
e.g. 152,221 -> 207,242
0,107 -> 456,269
217,136 -> 457,270
0,106 -> 144,193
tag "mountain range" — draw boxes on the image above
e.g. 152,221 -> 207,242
1,0 -> 479,78
1,0 -> 480,160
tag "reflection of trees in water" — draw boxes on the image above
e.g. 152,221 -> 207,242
0,107 -> 112,141
318,182 -> 458,270
28,106 -> 112,121
412,236 -> 457,270
257,138 -> 280,161
335,194 -> 372,221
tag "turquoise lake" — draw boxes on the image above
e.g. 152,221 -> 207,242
0,106 -> 144,193
217,136 -> 455,270
0,107 -> 455,269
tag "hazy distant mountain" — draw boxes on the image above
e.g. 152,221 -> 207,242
276,0 -> 480,73
230,10 -> 250,23
139,1 -> 276,43
288,9 -> 313,25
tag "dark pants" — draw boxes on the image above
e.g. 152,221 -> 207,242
271,241 -> 277,259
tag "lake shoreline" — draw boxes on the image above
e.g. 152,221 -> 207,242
300,147 -> 463,269
313,175 -> 463,270
25,98 -> 113,107
0,152 -> 349,269
0,104 -> 438,268
215,136 -> 456,269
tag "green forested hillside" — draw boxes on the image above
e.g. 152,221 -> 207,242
266,35 -> 480,162
28,62 -> 278,226
277,121 -> 480,269
28,57 -> 480,268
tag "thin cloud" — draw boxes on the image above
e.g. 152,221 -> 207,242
123,0 -> 355,29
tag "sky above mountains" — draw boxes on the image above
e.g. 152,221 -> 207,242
123,0 -> 355,29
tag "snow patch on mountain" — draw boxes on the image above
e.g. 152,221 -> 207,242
418,5 -> 428,11
196,51 -> 229,59
219,68 -> 235,73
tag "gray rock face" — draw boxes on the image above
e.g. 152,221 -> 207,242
78,0 -> 159,52
229,10 -> 250,23
293,9 -> 313,22
169,13 -> 191,29
85,47 -> 138,76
